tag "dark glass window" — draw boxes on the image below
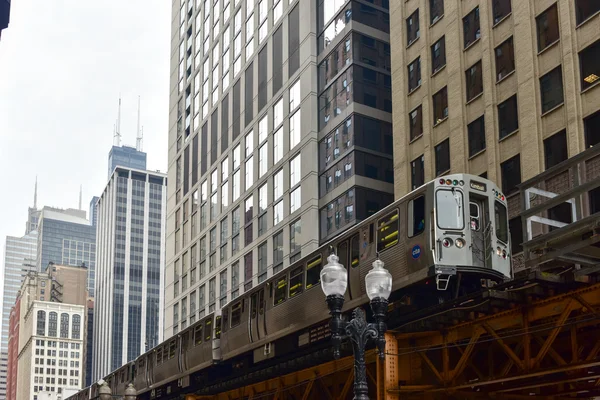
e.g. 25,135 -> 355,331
493,0 -> 512,24
540,66 -> 564,113
72,315 -> 80,339
192,135 -> 199,186
498,95 -> 518,139
407,9 -> 420,45
433,86 -> 448,125
245,62 -> 254,126
273,231 -> 283,267
536,4 -> 559,52
60,314 -> 69,339
211,110 -> 218,165
408,57 -> 421,92
501,155 -> 521,195
495,37 -> 515,81
273,26 -> 283,95
590,187 -> 600,214
48,312 -> 58,337
435,139 -> 450,175
463,7 -> 480,48
580,39 -> 600,91
509,217 -> 523,254
431,36 -> 446,74
409,196 -> 426,237
258,47 -> 268,112
221,94 -> 229,153
468,116 -> 486,157
544,130 -> 568,169
288,4 -> 300,76
37,311 -> 46,336
411,155 -> 424,190
232,81 -> 241,140
409,105 -> 423,141
244,252 -> 252,290
584,110 -> 600,148
183,145 -> 190,194
466,61 -> 483,102
430,0 -> 444,24
318,35 -> 352,90
576,0 -> 600,24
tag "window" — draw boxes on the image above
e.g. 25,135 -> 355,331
430,0 -> 444,24
48,312 -> 57,337
435,139 -> 450,176
72,315 -> 80,339
544,130 -> 568,169
377,211 -> 399,252
290,154 -> 301,187
409,196 -> 425,237
273,231 -> 283,267
407,9 -> 419,45
288,4 -> 300,76
274,201 -> 284,225
536,4 -> 559,52
258,242 -> 267,282
576,0 -> 600,24
509,217 -> 523,254
433,87 -> 448,125
290,188 -> 301,214
431,36 -> 446,73
498,95 -> 518,139
501,155 -> 521,195
540,66 -> 564,113
37,311 -> 46,336
466,61 -> 483,102
436,190 -> 464,230
245,131 -> 254,157
306,255 -> 322,289
258,213 -> 267,236
409,106 -> 423,141
290,219 -> 301,260
495,202 -> 509,244
408,57 -> 421,92
584,110 -> 600,148
579,40 -> 600,91
411,155 -> 424,190
463,7 -> 480,48
233,144 -> 240,169
273,98 -> 283,128
495,37 -> 515,81
258,115 -> 268,143
59,314 -> 69,339
274,169 -> 283,200
245,156 -> 254,189
290,110 -> 301,149
289,80 -> 301,111
259,145 -> 268,177
468,116 -> 486,157
493,0 -> 512,24
258,183 -> 267,214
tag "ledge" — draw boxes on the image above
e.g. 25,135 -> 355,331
430,14 -> 444,28
576,10 -> 600,29
432,64 -> 446,77
466,92 -> 484,105
537,39 -> 560,56
468,148 -> 486,161
464,37 -> 481,52
541,102 -> 564,118
496,70 -> 515,84
581,80 -> 600,94
492,12 -> 512,28
433,116 -> 448,127
498,129 -> 519,143
409,133 -> 423,144
408,84 -> 422,96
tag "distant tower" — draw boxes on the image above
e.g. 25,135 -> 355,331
113,97 -> 122,147
33,176 -> 37,209
79,185 -> 82,211
136,96 -> 144,152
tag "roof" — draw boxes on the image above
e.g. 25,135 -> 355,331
40,208 -> 90,226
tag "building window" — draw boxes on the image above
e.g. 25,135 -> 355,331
290,154 -> 301,187
273,231 -> 283,268
290,187 -> 301,214
584,110 -> 600,148
433,86 -> 448,125
48,312 -> 57,337
431,36 -> 446,74
463,7 -> 480,48
59,313 -> 69,339
468,116 -> 486,157
72,315 -> 80,339
258,213 -> 267,236
274,169 -> 283,200
407,9 -> 420,45
220,270 -> 228,304
495,37 -> 515,81
244,252 -> 253,290
540,66 -> 564,113
408,57 -> 421,92
435,139 -> 450,176
498,95 -> 518,139
544,130 -> 568,169
258,242 -> 267,283
245,156 -> 254,189
579,39 -> 600,91
576,0 -> 600,24
37,311 -> 46,336
501,155 -> 521,195
411,155 -> 424,190
290,219 -> 301,262
466,61 -> 483,102
409,105 -> 423,141
509,217 -> 523,254
493,0 -> 512,24
430,0 -> 444,24
274,201 -> 284,225
536,4 -> 559,52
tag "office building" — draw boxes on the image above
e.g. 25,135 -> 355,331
0,0 -> 10,39
88,197 -> 99,228
107,145 -> 147,178
10,265 -> 88,400
36,208 -> 95,297
93,167 -> 166,379
165,0 -> 393,337
390,0 -> 600,248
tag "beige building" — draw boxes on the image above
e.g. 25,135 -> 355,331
390,0 -> 600,230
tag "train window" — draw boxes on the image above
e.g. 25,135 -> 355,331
436,190 -> 464,230
259,290 -> 265,314
306,255 -> 323,289
470,202 -> 480,231
168,340 -> 176,359
289,266 -> 304,297
215,316 -> 222,339
494,201 -> 509,244
377,211 -> 399,252
274,276 -> 288,305
182,332 -> 189,351
156,348 -> 162,364
194,324 -> 203,345
350,235 -> 360,268
408,196 -> 425,237
251,294 -> 257,318
230,302 -> 242,327
205,319 -> 212,341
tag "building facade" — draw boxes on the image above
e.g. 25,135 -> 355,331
88,197 -> 99,228
165,0 -> 393,338
6,296 -> 20,400
390,0 -> 600,246
93,167 -> 166,380
107,145 -> 147,178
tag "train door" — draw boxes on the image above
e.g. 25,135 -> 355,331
179,331 -> 189,372
469,196 -> 489,268
249,293 -> 258,342
258,289 -> 267,338
147,353 -> 154,386
406,195 -> 427,274
337,235 -> 360,300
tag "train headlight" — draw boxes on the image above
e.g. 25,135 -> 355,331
496,247 -> 502,256
455,238 -> 465,248
442,238 -> 453,248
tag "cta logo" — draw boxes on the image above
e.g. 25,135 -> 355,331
411,245 -> 421,260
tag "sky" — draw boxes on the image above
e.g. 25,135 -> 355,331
0,1 -> 172,265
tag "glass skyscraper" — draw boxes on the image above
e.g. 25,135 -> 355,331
93,167 -> 166,379
107,145 -> 147,178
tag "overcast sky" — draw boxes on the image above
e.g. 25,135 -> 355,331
0,1 -> 171,267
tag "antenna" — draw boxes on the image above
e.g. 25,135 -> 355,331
79,185 -> 82,210
113,96 -> 122,146
136,96 -> 143,151
34,176 -> 38,209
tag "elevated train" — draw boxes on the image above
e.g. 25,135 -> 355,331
69,174 -> 512,400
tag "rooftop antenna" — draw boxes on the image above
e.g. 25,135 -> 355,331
33,175 -> 38,209
79,185 -> 82,210
136,96 -> 143,151
113,96 -> 122,146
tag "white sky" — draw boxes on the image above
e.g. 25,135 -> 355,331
0,1 -> 171,266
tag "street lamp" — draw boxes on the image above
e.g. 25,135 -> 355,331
321,251 -> 392,400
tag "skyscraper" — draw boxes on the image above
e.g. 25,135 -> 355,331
107,145 -> 147,178
93,167 -> 166,380
165,0 -> 393,337
89,196 -> 99,227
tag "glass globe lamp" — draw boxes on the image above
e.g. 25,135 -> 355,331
365,258 -> 392,300
320,253 -> 348,297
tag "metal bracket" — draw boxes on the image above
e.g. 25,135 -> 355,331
435,266 -> 456,291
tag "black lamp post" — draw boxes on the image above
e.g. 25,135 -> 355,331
321,252 -> 392,400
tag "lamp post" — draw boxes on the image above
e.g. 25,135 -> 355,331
321,251 -> 392,400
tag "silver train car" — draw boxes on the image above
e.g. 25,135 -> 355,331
68,174 -> 512,400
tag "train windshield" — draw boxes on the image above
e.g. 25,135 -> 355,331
436,189 -> 464,230
494,201 -> 509,244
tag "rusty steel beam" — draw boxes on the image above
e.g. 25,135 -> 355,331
532,300 -> 574,369
418,351 -> 444,383
337,369 -> 354,400
491,373 -> 600,393
483,323 -> 525,372
451,328 -> 483,382
300,380 -> 314,400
